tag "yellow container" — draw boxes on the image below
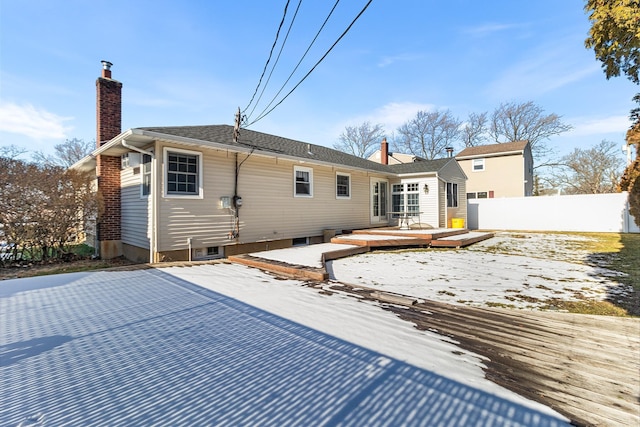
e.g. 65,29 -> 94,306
451,218 -> 464,228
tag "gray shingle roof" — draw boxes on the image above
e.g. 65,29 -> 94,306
386,158 -> 453,174
138,124 -> 450,175
456,140 -> 529,158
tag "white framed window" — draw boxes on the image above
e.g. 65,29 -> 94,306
406,182 -> 420,214
467,192 -> 476,199
164,147 -> 203,198
472,158 -> 485,171
336,172 -> 351,199
447,182 -> 458,207
121,153 -> 130,169
477,191 -> 488,199
294,165 -> 313,197
141,153 -> 152,197
392,184 -> 404,217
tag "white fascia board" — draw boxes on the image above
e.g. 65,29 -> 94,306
394,172 -> 438,178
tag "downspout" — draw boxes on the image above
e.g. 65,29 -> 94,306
121,139 -> 156,263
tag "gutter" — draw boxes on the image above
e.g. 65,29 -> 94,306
136,129 -> 396,176
456,150 -> 524,160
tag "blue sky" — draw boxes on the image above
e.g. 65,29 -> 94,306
0,0 -> 636,160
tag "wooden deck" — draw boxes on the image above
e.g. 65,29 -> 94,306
322,282 -> 640,427
430,231 -> 495,248
230,229 -> 495,281
343,228 -> 494,248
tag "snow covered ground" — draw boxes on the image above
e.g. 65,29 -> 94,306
2,265 -> 568,426
7,231 -> 621,425
328,231 -> 631,310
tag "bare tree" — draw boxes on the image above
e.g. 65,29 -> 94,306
550,140 -> 624,194
0,156 -> 100,264
334,122 -> 385,158
460,112 -> 488,147
490,101 -> 573,165
0,144 -> 28,160
396,109 -> 461,160
33,138 -> 95,167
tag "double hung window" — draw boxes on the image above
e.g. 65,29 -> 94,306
294,166 -> 313,197
164,148 -> 202,198
336,173 -> 350,198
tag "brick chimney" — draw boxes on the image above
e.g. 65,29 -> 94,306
381,138 -> 389,165
97,60 -> 122,147
96,60 -> 122,259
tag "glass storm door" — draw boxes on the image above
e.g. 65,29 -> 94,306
371,179 -> 388,223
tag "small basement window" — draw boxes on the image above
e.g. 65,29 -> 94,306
292,237 -> 309,246
192,246 -> 223,260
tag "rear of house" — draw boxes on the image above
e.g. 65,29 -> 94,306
456,141 -> 533,198
72,62 -> 467,263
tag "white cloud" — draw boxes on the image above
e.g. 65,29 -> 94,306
462,22 -> 524,37
485,39 -> 599,100
0,102 -> 72,140
567,114 -> 631,137
377,53 -> 423,68
338,102 -> 436,133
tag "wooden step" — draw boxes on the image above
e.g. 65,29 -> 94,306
430,231 -> 494,248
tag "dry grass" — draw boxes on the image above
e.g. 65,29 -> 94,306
0,257 -> 141,281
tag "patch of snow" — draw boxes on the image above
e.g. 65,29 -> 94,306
248,243 -> 358,268
328,249 -> 626,309
163,263 -> 563,418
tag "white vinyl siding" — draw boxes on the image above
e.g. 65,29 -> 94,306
121,165 -> 151,249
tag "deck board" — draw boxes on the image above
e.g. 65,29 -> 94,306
430,231 -> 495,248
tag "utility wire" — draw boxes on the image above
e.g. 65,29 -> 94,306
247,0 -> 373,127
242,0 -> 292,114
248,0 -> 340,124
246,0 -> 303,121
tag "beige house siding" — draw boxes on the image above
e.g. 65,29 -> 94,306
458,151 -> 532,198
438,159 -> 467,227
155,142 -> 381,253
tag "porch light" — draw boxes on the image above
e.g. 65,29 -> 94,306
423,184 -> 429,194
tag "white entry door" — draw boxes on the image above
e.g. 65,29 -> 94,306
371,179 -> 388,224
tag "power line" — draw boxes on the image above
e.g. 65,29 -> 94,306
242,0 -> 292,114
246,0 -> 373,127
246,0 -> 303,121
248,0 -> 341,124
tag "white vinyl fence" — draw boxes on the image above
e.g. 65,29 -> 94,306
468,192 -> 639,233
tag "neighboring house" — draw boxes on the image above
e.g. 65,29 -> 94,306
72,62 -> 467,262
368,142 -> 426,165
456,141 -> 533,199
